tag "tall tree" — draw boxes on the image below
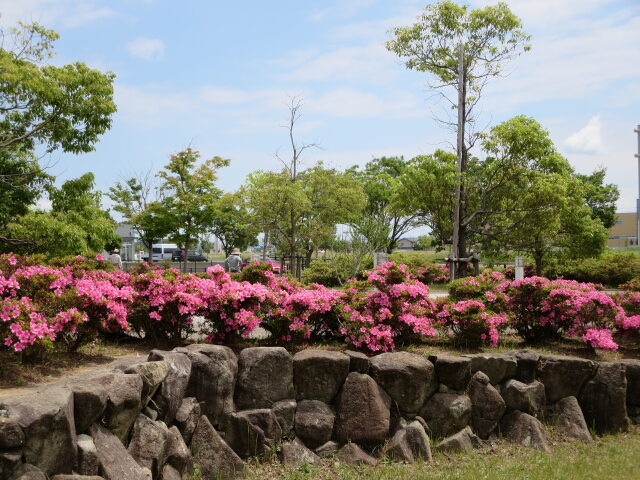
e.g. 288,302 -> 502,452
209,192 -> 260,256
157,148 -> 229,272
347,156 -> 421,253
386,1 -> 530,275
0,21 -> 116,247
574,169 -> 619,230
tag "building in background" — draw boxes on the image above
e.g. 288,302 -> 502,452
608,213 -> 638,248
115,224 -> 143,260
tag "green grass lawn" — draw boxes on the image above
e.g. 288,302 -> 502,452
247,427 -> 640,480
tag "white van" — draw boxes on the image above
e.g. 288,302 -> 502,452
142,243 -> 178,262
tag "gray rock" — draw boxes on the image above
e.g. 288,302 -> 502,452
467,372 -> 506,439
315,440 -> 339,458
0,417 -> 24,449
235,347 -> 293,409
336,443 -> 377,466
294,400 -> 335,449
160,464 -> 180,480
9,464 -> 47,480
335,373 -> 391,446
184,344 -> 237,426
1,388 -> 77,477
99,373 -> 144,443
127,415 -> 168,476
345,351 -> 369,374
537,356 -> 597,403
223,409 -> 282,458
190,416 -> 244,479
165,426 -> 191,476
434,356 -> 471,391
388,421 -> 432,463
619,359 -> 640,406
579,362 -> 630,434
66,379 -> 108,435
273,400 -> 296,438
500,410 -> 550,452
549,396 -> 592,442
173,397 -> 200,445
76,434 -> 99,476
419,393 -> 472,439
88,423 -> 147,480
147,350 -> 192,425
369,352 -> 437,415
125,361 -> 169,407
293,350 -> 350,403
501,380 -> 546,416
280,438 -> 319,468
0,449 -> 22,479
436,426 -> 480,454
509,350 -> 540,383
462,354 -> 517,385
51,476 -> 105,480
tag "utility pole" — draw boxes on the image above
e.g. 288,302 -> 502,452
636,125 -> 640,246
450,45 -> 464,281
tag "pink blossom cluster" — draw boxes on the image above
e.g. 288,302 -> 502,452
438,298 -> 507,347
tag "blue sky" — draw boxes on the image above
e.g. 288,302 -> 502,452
1,0 -> 639,219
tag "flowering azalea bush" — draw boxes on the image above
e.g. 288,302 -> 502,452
449,270 -> 509,313
337,263 -> 438,352
412,263 -> 449,285
438,299 -> 507,348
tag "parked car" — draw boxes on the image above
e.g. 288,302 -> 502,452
141,243 -> 179,262
172,249 -> 209,262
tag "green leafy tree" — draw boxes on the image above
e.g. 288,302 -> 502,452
158,148 -> 229,272
574,169 -> 619,230
0,22 -> 116,247
386,1 -> 530,272
209,192 -> 259,256
347,157 -> 421,253
3,173 -> 118,256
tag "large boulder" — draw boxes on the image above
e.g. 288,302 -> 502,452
183,344 -> 237,426
433,356 -> 471,391
419,393 -> 472,439
125,361 -> 169,407
293,350 -> 350,403
579,362 -> 630,434
436,426 -> 480,454
387,421 -> 432,463
280,438 -> 319,468
88,423 -> 147,480
235,347 -> 293,409
99,373 -> 144,443
509,350 -> 540,383
65,380 -> 108,435
501,380 -> 546,416
549,396 -> 592,442
127,415 -> 169,476
0,417 -> 24,449
335,373 -> 391,446
336,443 -> 377,466
294,400 -> 335,449
466,372 -> 506,439
8,464 -> 47,480
369,352 -> 437,415
273,400 -> 296,438
173,397 -> 200,445
500,410 -> 550,452
619,359 -> 640,406
76,434 -> 99,476
165,426 -> 191,476
537,356 -> 597,403
461,354 -> 517,385
147,350 -> 192,425
190,416 -> 244,479
160,465 -> 180,480
1,388 -> 77,477
223,409 -> 282,458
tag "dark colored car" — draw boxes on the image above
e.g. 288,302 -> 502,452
171,249 -> 183,261
171,250 -> 209,262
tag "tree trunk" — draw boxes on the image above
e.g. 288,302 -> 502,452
182,240 -> 189,273
534,250 -> 544,276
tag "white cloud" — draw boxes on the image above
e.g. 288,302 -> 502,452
126,37 -> 165,61
0,0 -> 116,28
565,116 -> 605,153
306,87 -> 425,118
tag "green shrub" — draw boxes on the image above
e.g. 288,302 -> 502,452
548,252 -> 640,287
389,251 -> 440,268
239,261 -> 273,285
301,260 -> 343,287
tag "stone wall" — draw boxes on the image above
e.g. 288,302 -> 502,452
0,346 -> 638,480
